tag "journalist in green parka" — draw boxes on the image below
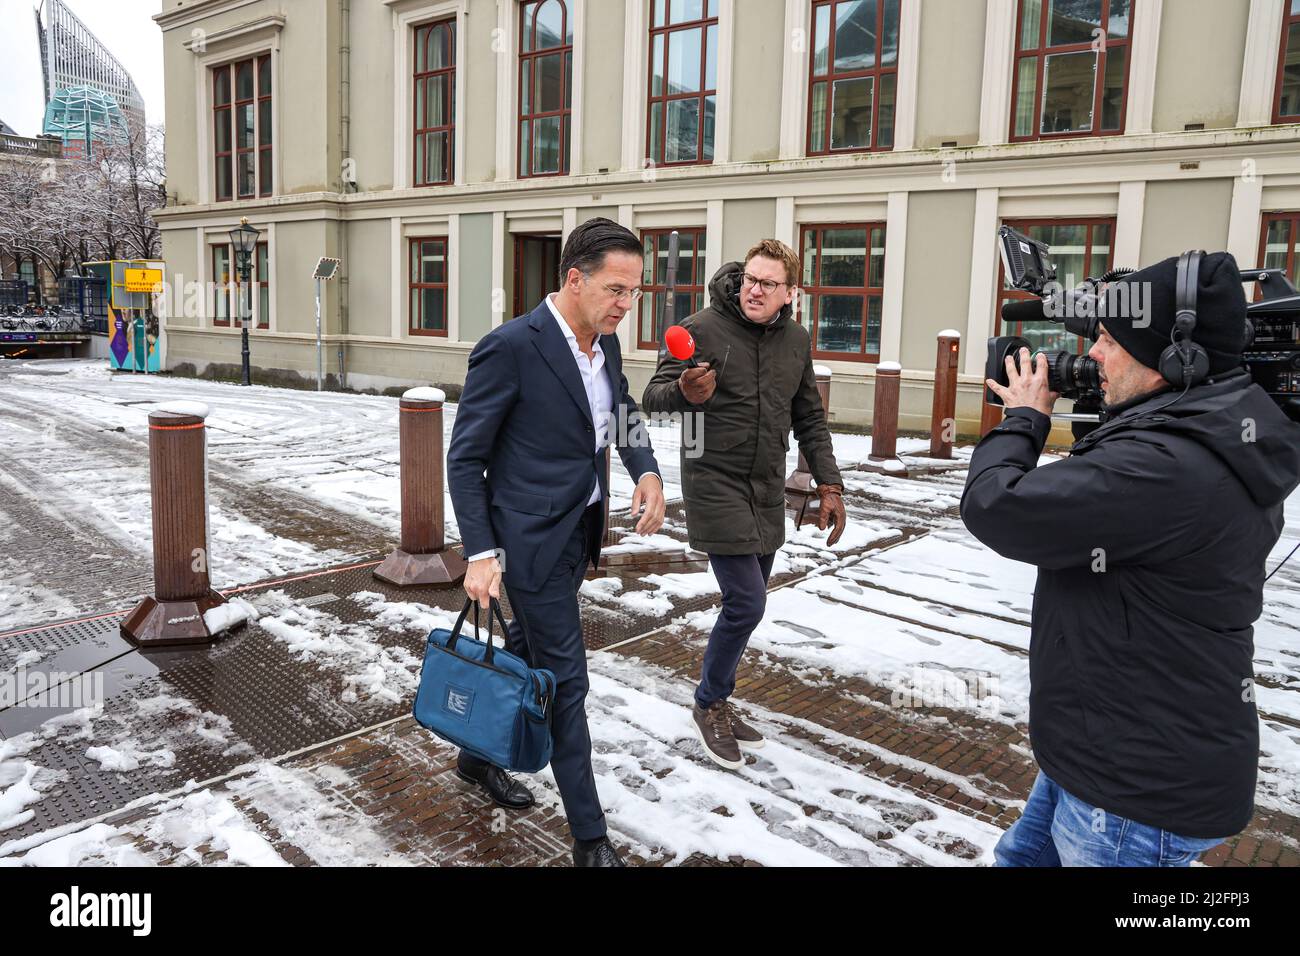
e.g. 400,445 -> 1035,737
641,240 -> 845,772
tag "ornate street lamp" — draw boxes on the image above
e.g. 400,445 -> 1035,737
228,216 -> 261,386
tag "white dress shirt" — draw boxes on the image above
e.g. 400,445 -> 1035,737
546,293 -> 613,506
464,296 -> 661,563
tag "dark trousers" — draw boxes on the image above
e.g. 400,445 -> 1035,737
694,551 -> 777,709
459,503 -> 605,841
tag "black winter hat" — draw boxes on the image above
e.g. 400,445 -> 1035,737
1100,251 -> 1248,376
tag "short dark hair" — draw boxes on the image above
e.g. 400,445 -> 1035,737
558,217 -> 642,283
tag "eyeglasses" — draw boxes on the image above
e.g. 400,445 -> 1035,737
586,277 -> 643,304
741,273 -> 788,294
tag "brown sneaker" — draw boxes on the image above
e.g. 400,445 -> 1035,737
722,702 -> 765,750
692,701 -> 743,770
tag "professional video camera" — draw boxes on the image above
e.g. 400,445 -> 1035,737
986,226 -> 1300,433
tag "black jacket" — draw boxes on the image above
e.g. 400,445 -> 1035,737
961,370 -> 1300,837
641,262 -> 841,555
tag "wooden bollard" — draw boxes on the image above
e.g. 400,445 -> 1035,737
929,331 -> 961,459
374,387 -> 467,588
867,361 -> 904,470
121,402 -> 230,647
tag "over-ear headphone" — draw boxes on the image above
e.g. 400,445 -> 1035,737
1158,249 -> 1211,388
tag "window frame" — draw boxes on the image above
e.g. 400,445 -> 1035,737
254,240 -> 269,331
797,221 -> 887,364
645,0 -> 719,168
211,244 -> 233,327
994,216 -> 1116,355
637,227 -> 708,351
517,0 -> 574,179
805,0 -> 900,157
409,236 -> 451,337
1257,211 -> 1300,289
512,232 -> 563,319
1274,3 -> 1300,124
212,54 -> 273,201
413,17 -> 457,187
211,240 -> 270,330
1008,0 -> 1133,143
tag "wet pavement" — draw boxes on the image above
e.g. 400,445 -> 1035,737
1,362 -> 1295,866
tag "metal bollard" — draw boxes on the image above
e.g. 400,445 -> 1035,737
375,387 -> 467,588
785,366 -> 832,527
121,402 -> 230,647
929,331 -> 961,459
868,362 -> 903,463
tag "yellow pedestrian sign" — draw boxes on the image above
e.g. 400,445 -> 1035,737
123,268 -> 164,294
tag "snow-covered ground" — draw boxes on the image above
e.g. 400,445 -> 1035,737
1,360 -> 1297,865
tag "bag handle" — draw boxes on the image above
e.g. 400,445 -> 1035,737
445,597 -> 511,666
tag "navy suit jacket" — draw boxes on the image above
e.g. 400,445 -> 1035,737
447,300 -> 662,592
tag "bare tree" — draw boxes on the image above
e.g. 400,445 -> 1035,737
0,123 -> 166,284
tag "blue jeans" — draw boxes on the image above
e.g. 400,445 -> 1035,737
995,771 -> 1226,867
695,552 -> 777,710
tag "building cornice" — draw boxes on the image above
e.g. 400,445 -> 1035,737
153,124 -> 1300,224
181,14 -> 285,52
154,0 -> 266,32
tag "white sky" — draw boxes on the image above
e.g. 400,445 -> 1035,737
0,0 -> 165,136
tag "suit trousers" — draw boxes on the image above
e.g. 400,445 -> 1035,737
459,502 -> 605,841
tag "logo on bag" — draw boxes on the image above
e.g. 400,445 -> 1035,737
445,684 -> 474,719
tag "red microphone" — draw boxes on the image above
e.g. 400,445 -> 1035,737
664,325 -> 698,367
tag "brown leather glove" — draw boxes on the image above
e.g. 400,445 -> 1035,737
816,482 -> 846,547
677,363 -> 716,404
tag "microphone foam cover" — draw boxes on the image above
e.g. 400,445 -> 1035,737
664,325 -> 696,361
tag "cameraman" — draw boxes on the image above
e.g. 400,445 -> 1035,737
961,251 -> 1300,867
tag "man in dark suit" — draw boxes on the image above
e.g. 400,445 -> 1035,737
447,217 -> 665,867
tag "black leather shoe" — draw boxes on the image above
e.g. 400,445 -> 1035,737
573,837 -> 626,867
455,759 -> 535,809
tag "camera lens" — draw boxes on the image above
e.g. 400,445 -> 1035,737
1043,351 -> 1102,399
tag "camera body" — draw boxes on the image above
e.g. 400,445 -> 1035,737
988,227 -> 1300,425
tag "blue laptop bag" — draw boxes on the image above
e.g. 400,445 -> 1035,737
413,598 -> 556,773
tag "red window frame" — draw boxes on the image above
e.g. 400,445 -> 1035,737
413,18 -> 456,186
1257,211 -> 1300,289
212,244 -> 232,327
518,0 -> 572,179
637,227 -> 708,350
1009,0 -> 1132,142
806,0 -> 899,156
798,222 -> 886,363
994,216 -> 1115,353
254,241 -> 269,330
1274,4 -> 1300,123
212,241 -> 270,329
213,54 -> 272,201
409,236 -> 450,337
213,65 -> 232,201
645,0 -> 718,168
512,233 -> 562,318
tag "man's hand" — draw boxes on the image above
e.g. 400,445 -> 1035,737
630,473 -> 666,536
816,483 -> 846,547
678,362 -> 716,404
986,347 -> 1059,417
463,555 -> 502,610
